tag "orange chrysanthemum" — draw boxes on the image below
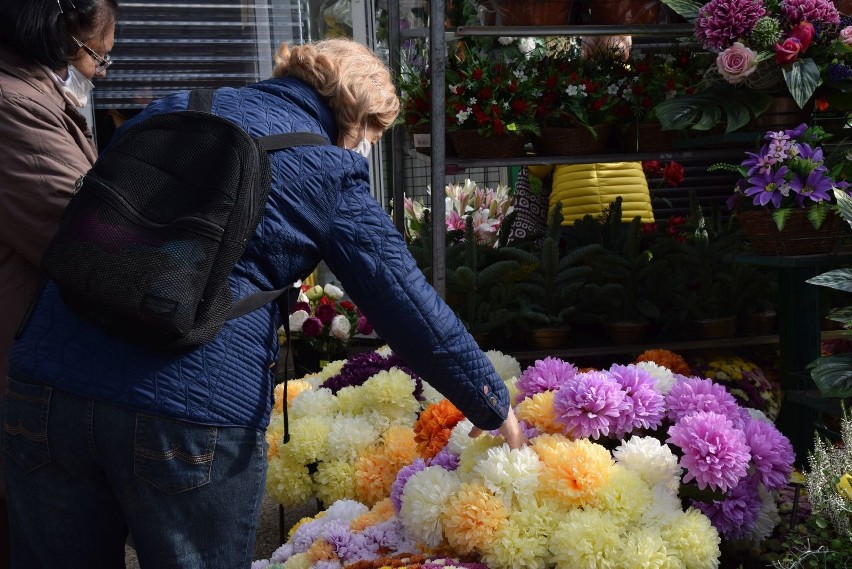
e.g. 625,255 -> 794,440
441,482 -> 508,554
354,449 -> 398,507
515,390 -> 564,435
634,349 -> 691,376
307,538 -> 336,562
532,433 -> 614,508
350,497 -> 396,531
381,425 -> 419,468
414,400 -> 465,459
273,379 -> 313,413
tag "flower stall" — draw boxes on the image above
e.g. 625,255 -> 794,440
256,347 -> 800,569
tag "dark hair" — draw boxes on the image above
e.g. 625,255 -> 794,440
0,0 -> 118,70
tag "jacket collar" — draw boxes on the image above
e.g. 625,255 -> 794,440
249,77 -> 339,143
0,45 -> 68,110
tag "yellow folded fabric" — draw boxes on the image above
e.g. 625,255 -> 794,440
540,162 -> 654,226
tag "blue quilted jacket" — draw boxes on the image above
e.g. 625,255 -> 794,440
9,78 -> 509,432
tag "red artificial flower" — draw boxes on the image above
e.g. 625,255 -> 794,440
340,300 -> 355,311
816,97 -> 830,111
775,37 -> 802,64
663,161 -> 685,186
471,68 -> 483,80
642,160 -> 663,176
789,21 -> 815,53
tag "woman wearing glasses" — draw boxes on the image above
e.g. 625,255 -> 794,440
0,0 -> 117,565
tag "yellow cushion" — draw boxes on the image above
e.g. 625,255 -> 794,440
546,162 -> 654,226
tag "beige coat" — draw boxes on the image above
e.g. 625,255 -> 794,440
0,46 -> 97,399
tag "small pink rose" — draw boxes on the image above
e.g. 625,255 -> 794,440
716,42 -> 758,84
841,26 -> 852,47
775,37 -> 803,64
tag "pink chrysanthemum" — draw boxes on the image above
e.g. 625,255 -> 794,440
665,376 -> 744,426
667,411 -> 751,491
608,364 -> 666,436
695,0 -> 767,51
552,370 -> 628,439
515,357 -> 577,403
781,0 -> 840,25
743,417 -> 795,490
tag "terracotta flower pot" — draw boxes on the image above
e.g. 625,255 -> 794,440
605,320 -> 649,345
527,326 -> 571,349
694,316 -> 737,340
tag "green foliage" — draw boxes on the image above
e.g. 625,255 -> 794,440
658,0 -> 701,21
655,84 -> 774,132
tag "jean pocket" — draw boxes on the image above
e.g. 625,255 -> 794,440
133,413 -> 217,495
2,378 -> 52,473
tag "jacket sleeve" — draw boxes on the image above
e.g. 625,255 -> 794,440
0,95 -> 94,265
317,159 -> 510,431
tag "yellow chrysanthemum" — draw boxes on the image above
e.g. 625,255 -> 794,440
441,481 -> 508,554
359,368 -> 421,423
283,415 -> 331,464
515,391 -> 564,435
480,502 -> 554,569
314,460 -> 357,505
595,463 -> 654,525
532,434 -> 614,508
614,526 -> 671,569
318,359 -> 345,380
265,458 -> 313,508
660,507 -> 721,569
334,385 -> 363,416
265,414 -> 284,459
306,538 -> 336,563
548,508 -> 624,569
289,388 -> 337,422
354,448 -> 398,506
456,434 -> 503,481
281,552 -> 312,569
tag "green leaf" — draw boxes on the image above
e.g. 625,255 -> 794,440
834,188 -> 852,228
783,58 -> 822,109
658,0 -> 702,21
807,353 -> 852,397
806,269 -> 852,294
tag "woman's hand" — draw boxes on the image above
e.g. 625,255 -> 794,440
468,407 -> 525,449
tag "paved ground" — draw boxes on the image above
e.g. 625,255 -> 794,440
124,494 -> 320,567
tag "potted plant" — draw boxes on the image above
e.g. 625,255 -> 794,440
444,37 -> 543,158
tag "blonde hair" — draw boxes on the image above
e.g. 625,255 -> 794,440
273,39 -> 400,147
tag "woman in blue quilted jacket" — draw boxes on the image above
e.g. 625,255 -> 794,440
3,39 -> 522,569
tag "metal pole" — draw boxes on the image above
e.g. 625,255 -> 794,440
429,0 -> 447,298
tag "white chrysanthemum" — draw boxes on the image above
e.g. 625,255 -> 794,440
660,507 -> 721,569
289,387 -> 337,420
329,314 -> 351,341
749,486 -> 781,546
419,381 -> 445,406
504,376 -> 519,407
399,465 -> 461,547
746,408 -> 773,424
288,310 -> 309,333
595,463 -> 654,526
518,37 -> 537,55
497,36 -> 514,45
323,283 -> 344,299
486,350 -> 522,383
324,415 -> 379,462
473,444 -> 541,506
613,435 -> 683,492
448,419 -> 476,456
318,359 -> 345,381
548,508 -> 624,568
375,344 -> 393,357
323,498 -> 369,521
613,527 -> 670,569
265,459 -> 313,508
302,374 -> 325,389
640,483 -> 683,528
634,361 -> 677,394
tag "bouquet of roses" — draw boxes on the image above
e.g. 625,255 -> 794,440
287,283 -> 373,356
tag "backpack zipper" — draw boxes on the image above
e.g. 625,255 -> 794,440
83,176 -> 225,241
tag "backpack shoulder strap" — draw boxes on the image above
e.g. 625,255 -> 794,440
188,88 -> 215,113
258,132 -> 329,151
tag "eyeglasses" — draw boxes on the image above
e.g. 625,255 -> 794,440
70,35 -> 112,73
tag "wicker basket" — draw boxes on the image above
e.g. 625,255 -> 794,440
536,124 -> 612,156
448,130 -> 528,159
737,209 -> 848,256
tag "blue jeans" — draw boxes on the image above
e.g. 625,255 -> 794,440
2,377 -> 267,569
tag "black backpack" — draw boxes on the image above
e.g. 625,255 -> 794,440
41,88 -> 329,349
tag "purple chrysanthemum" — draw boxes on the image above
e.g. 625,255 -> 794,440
428,447 -> 460,471
695,474 -> 763,540
744,417 -> 795,489
323,520 -> 375,564
390,458 -> 426,514
515,356 -> 577,404
668,411 -> 751,491
781,0 -> 840,25
552,370 -> 628,439
665,376 -> 745,425
321,351 -> 422,396
290,517 -> 328,553
361,519 -> 417,556
695,0 -> 767,51
608,364 -> 667,436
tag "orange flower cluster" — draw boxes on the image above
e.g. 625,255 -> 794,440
634,349 -> 692,376
413,399 -> 465,459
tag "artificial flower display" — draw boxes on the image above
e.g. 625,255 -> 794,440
265,348 -> 518,509
261,350 -> 797,569
716,123 -> 852,230
691,353 -> 782,421
286,283 -> 373,359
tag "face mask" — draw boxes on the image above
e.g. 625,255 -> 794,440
350,124 -> 371,158
64,65 -> 95,108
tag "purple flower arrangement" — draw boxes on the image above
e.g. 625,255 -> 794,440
718,123 -> 852,230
